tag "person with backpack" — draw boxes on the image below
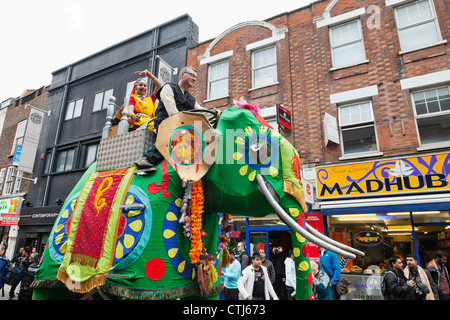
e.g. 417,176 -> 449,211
18,252 -> 39,300
8,247 -> 24,300
0,244 -> 9,289
383,255 -> 415,300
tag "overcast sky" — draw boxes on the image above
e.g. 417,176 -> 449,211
0,0 -> 317,103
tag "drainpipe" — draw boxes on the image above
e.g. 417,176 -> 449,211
42,66 -> 73,206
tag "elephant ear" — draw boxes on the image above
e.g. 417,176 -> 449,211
156,112 -> 219,182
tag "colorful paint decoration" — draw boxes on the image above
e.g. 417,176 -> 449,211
113,191 -> 146,263
49,193 -> 79,264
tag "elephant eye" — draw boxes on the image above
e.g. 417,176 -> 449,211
248,139 -> 271,165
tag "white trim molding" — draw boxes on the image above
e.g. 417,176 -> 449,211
199,50 -> 233,66
330,85 -> 379,104
385,0 -> 416,6
246,28 -> 287,51
313,0 -> 366,28
316,7 -> 366,28
198,21 -> 287,65
400,69 -> 450,90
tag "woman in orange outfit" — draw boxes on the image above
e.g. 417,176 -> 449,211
120,70 -> 162,131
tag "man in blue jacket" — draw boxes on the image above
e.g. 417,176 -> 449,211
318,245 -> 342,300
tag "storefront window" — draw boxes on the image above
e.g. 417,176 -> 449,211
326,210 -> 449,300
327,211 -> 449,270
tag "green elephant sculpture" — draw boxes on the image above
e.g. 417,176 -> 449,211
32,104 -> 363,300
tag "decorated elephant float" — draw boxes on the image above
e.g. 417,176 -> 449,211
32,101 -> 363,300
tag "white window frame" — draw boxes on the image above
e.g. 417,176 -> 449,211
393,0 -> 443,53
251,46 -> 278,89
329,19 -> 368,69
207,60 -> 229,101
65,98 -> 84,120
12,170 -> 22,194
3,166 -> 16,196
93,88 -> 114,112
338,101 -> 380,157
259,106 -> 279,131
411,85 -> 450,148
10,120 -> 27,155
0,168 -> 6,195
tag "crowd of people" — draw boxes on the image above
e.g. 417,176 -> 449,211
0,245 -> 41,300
221,241 -> 450,301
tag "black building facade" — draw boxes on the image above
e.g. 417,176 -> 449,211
18,15 -> 199,254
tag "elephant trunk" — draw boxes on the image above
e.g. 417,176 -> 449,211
256,174 -> 364,260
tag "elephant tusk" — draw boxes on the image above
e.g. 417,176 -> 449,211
256,174 -> 357,260
304,222 -> 365,257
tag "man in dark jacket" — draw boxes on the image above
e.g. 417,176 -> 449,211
237,242 -> 250,270
384,255 -> 415,300
9,247 -> 25,300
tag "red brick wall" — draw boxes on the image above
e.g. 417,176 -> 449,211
187,0 -> 450,166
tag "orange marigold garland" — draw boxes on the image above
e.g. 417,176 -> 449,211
189,179 -> 204,264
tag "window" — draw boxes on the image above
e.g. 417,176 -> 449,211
13,170 -> 22,194
259,106 -> 279,131
252,46 -> 277,89
338,101 -> 378,155
412,86 -> 450,145
394,0 -> 441,52
3,166 -> 16,195
65,98 -> 83,120
43,151 -> 52,174
208,61 -> 229,100
84,143 -> 99,167
10,120 -> 27,155
93,89 -> 114,112
125,81 -> 135,100
0,168 -> 6,194
330,20 -> 366,69
56,148 -> 75,172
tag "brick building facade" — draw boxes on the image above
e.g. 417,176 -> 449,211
0,86 -> 49,258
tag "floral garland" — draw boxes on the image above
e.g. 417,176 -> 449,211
184,179 -> 234,288
189,179 -> 204,264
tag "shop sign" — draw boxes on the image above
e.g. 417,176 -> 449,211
316,153 -> 450,199
228,230 -> 241,239
324,112 -> 339,145
302,212 -> 324,264
19,108 -> 45,173
0,198 -> 20,226
276,104 -> 291,131
353,231 -> 383,246
303,179 -> 314,204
